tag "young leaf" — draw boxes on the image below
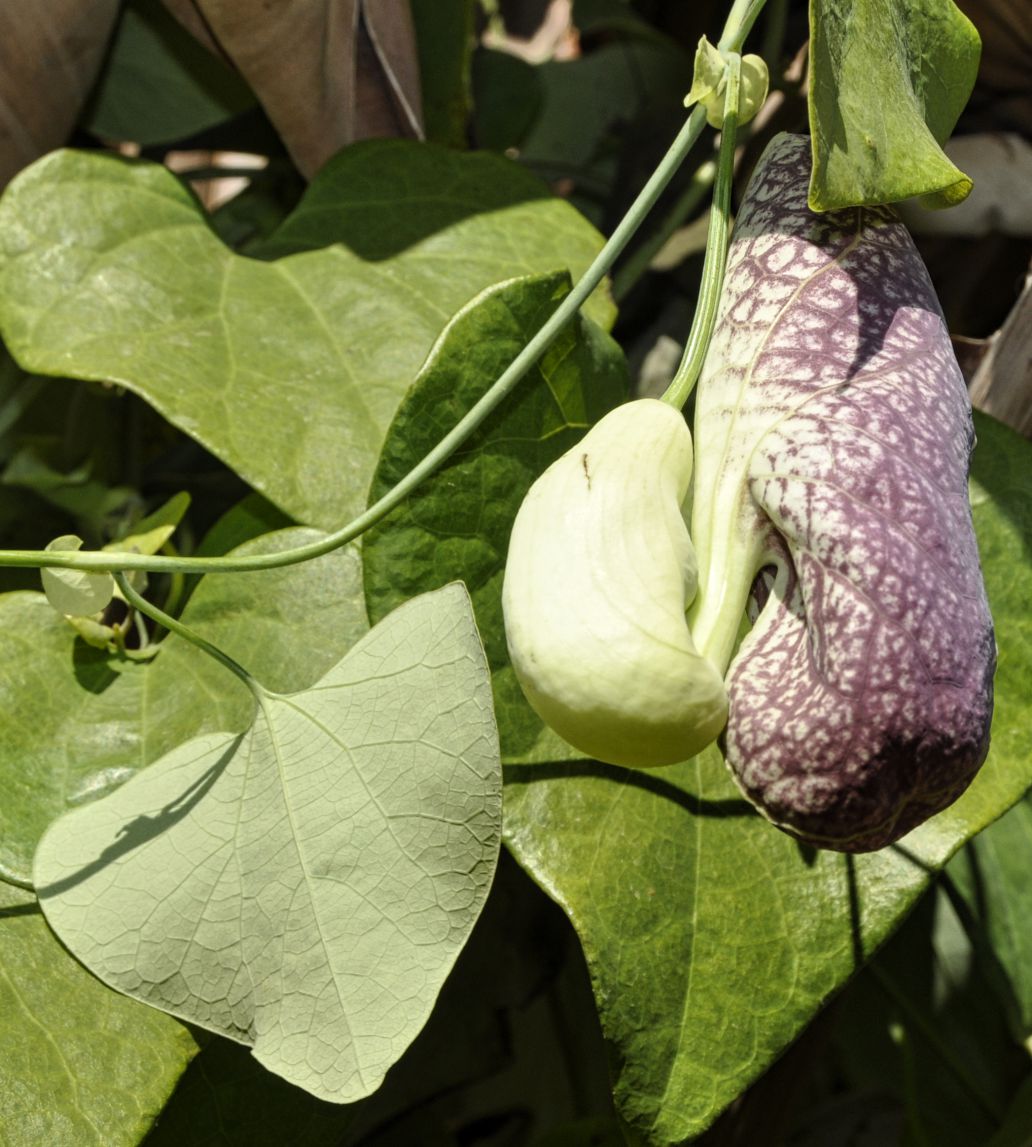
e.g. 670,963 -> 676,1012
40,534 -> 115,616
809,0 -> 980,209
362,271 -> 627,763
34,584 -> 501,1103
108,489 -> 191,556
0,144 -> 611,528
690,132 -> 994,851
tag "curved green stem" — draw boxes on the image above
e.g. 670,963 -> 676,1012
719,0 -> 768,52
114,573 -> 261,699
0,0 -> 766,582
0,107 -> 709,579
662,52 -> 742,411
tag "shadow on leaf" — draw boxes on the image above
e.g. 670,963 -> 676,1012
503,760 -> 757,819
35,735 -> 240,899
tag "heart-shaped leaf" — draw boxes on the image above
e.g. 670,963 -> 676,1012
40,534 -> 115,616
0,143 -> 611,528
35,583 -> 501,1102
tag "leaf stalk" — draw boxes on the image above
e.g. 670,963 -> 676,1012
662,52 -> 741,411
113,572 -> 262,699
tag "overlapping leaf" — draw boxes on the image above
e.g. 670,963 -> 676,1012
143,851 -> 572,1147
504,397 -> 1032,1145
0,525 -> 366,879
0,142 -> 612,528
362,271 -> 627,763
35,584 -> 501,1102
0,882 -> 197,1147
161,0 -> 423,176
85,0 -> 256,146
829,884 -> 1026,1145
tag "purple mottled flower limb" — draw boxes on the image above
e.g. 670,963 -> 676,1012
691,133 -> 995,852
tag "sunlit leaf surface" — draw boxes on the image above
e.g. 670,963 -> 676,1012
0,143 -> 611,528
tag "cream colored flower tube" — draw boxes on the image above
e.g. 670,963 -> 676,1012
502,399 -> 728,767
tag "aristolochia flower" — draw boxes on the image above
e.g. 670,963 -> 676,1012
502,398 -> 728,767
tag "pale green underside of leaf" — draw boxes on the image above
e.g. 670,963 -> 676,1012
362,271 -> 627,764
808,0 -> 980,210
34,583 -> 502,1103
0,143 -> 612,529
503,412 -> 1032,1144
40,534 -> 115,616
0,882 -> 197,1147
0,525 -> 367,880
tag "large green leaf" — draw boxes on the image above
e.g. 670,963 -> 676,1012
0,143 -> 612,528
808,0 -> 980,209
502,412 -> 1032,1144
34,583 -> 501,1102
0,883 -> 196,1147
948,423 -> 1032,1036
143,850 -> 586,1146
362,271 -> 627,763
0,526 -> 366,880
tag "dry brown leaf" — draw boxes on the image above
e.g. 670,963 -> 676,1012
161,0 -> 423,178
362,1 -> 423,138
159,0 -> 231,62
955,0 -> 1032,134
0,0 -> 120,187
969,264 -> 1032,438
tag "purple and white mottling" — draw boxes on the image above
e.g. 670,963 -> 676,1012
699,134 -> 995,852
